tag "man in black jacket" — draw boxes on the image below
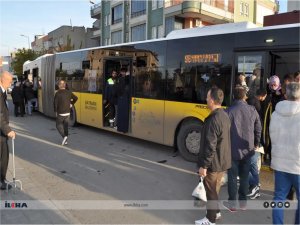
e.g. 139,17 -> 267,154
196,87 -> 231,225
54,80 -> 78,145
0,71 -> 16,190
11,82 -> 25,117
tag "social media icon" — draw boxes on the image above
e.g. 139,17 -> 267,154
284,202 -> 290,208
263,202 -> 269,208
271,202 -> 276,208
277,202 -> 283,208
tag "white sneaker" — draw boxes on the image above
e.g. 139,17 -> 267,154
195,217 -> 216,225
216,212 -> 221,220
205,211 -> 221,220
62,136 -> 68,145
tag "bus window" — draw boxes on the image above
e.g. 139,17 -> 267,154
167,64 -> 231,105
134,67 -> 164,99
236,54 -> 265,98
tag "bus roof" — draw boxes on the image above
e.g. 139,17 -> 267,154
49,22 -> 300,56
166,21 -> 300,40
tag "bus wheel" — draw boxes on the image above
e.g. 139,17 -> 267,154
69,106 -> 77,127
177,120 -> 202,162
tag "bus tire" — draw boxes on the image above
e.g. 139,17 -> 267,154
177,120 -> 203,162
69,106 -> 77,127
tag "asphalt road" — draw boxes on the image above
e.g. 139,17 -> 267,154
0,99 -> 297,224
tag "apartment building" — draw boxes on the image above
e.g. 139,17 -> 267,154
90,0 -> 278,46
31,26 -> 98,54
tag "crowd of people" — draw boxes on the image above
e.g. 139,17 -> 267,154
196,71 -> 300,225
0,70 -> 299,224
10,78 -> 38,117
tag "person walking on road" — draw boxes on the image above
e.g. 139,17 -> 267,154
196,87 -> 231,225
54,80 -> 78,145
0,71 -> 16,190
270,82 -> 300,225
224,85 -> 261,212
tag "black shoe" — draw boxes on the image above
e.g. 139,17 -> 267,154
0,182 -> 12,190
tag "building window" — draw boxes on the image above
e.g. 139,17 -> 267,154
152,26 -> 157,39
105,38 -> 110,45
165,17 -> 174,36
105,14 -> 110,26
240,2 -> 249,17
131,24 -> 146,42
111,30 -> 122,44
158,25 -> 164,38
152,0 -> 157,10
131,0 -> 146,18
174,18 -> 183,30
112,4 -> 123,24
165,17 -> 183,36
157,0 -> 164,8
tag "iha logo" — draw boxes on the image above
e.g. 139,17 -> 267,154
5,201 -> 28,208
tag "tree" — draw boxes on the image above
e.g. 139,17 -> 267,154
11,48 -> 40,76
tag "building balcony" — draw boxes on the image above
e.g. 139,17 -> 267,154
164,1 -> 233,24
93,20 -> 101,29
90,2 -> 101,19
91,29 -> 101,39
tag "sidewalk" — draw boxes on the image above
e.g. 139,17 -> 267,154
0,151 -> 80,225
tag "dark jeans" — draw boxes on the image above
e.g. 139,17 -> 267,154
273,170 -> 300,225
227,158 -> 251,206
249,152 -> 260,187
108,103 -> 115,120
0,138 -> 9,182
203,171 -> 224,223
56,115 -> 69,138
14,102 -> 25,116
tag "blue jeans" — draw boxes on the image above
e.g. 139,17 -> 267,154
273,170 -> 300,225
27,98 -> 37,115
227,158 -> 251,206
249,152 -> 260,187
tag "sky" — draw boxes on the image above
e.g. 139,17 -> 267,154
0,0 -> 95,56
0,0 -> 288,56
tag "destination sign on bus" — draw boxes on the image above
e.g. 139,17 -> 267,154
184,53 -> 220,64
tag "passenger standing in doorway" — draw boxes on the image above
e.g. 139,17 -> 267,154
24,81 -> 37,115
264,75 -> 283,164
196,87 -> 231,225
54,80 -> 78,145
0,71 -> 16,190
104,70 -> 118,127
223,85 -> 261,212
117,68 -> 130,132
270,82 -> 300,225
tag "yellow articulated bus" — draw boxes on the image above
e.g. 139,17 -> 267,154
23,22 -> 299,162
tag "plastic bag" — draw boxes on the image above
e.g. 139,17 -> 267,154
192,177 -> 207,202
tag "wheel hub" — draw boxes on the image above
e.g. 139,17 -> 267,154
185,131 -> 200,154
